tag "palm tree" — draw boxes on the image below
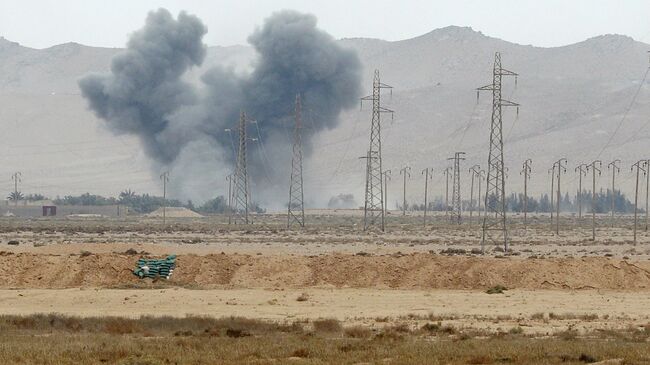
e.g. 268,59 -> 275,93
119,189 -> 136,203
7,191 -> 24,201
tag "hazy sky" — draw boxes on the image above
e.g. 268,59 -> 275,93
1,0 -> 650,49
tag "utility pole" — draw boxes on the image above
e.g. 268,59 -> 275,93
448,152 -> 466,224
232,111 -> 251,224
477,52 -> 519,253
521,159 -> 532,228
400,166 -> 411,216
632,160 -> 647,244
575,164 -> 588,219
443,167 -> 453,218
383,170 -> 391,215
608,160 -> 620,228
469,165 -> 481,224
422,167 -> 433,227
288,94 -> 305,228
361,70 -> 393,231
160,171 -> 169,225
226,174 -> 233,225
11,172 -> 21,207
552,158 -> 567,235
586,161 -> 601,241
548,166 -> 555,228
646,159 -> 650,231
477,170 -> 485,220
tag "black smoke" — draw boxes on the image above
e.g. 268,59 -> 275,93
79,9 -> 362,205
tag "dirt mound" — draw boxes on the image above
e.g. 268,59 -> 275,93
0,252 -> 648,290
146,207 -> 203,218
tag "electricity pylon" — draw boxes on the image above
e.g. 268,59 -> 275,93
469,165 -> 481,224
400,166 -> 411,216
422,167 -> 433,227
232,111 -> 250,224
575,164 -> 588,219
443,167 -> 453,218
552,158 -> 567,235
586,160 -> 601,241
477,52 -> 519,252
632,160 -> 647,244
383,170 -> 391,215
288,94 -> 305,228
160,171 -> 169,225
607,160 -> 620,228
361,70 -> 393,231
226,174 -> 233,224
11,172 -> 21,207
521,159 -> 532,228
448,152 -> 466,224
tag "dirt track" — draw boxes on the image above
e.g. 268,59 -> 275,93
1,251 -> 649,290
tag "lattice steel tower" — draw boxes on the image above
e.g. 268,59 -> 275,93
477,52 -> 519,252
232,111 -> 250,224
448,152 -> 466,224
288,94 -> 305,228
362,70 -> 393,231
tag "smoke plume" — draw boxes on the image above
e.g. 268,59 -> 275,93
79,9 -> 362,206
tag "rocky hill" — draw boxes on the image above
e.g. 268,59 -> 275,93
1,27 -> 649,208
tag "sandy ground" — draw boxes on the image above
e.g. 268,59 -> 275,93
1,213 -> 650,259
1,288 -> 648,335
1,213 -> 649,337
1,250 -> 649,290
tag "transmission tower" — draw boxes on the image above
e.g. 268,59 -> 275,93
521,159 -> 532,228
361,70 -> 393,231
11,172 -> 21,207
552,158 -> 567,235
399,166 -> 411,216
469,165 -> 481,224
586,160 -> 601,241
288,94 -> 305,229
607,160 -> 620,228
575,164 -> 588,219
448,152 -> 466,224
232,111 -> 250,224
477,52 -> 519,252
226,174 -> 233,224
383,170 -> 391,215
443,167 -> 453,218
632,160 -> 647,244
422,167 -> 433,227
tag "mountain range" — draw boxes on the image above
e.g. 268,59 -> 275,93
1,26 -> 649,208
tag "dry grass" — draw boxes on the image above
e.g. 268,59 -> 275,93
0,314 -> 649,364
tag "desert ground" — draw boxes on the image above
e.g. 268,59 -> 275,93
1,210 -> 649,364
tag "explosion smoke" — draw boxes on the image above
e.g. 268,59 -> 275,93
79,9 -> 362,206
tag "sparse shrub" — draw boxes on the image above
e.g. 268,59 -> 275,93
104,318 -> 140,334
578,353 -> 597,363
312,318 -> 342,333
225,328 -> 250,338
486,285 -> 508,294
420,322 -> 441,334
467,355 -> 493,364
344,325 -> 372,338
291,348 -> 310,358
508,326 -> 523,335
